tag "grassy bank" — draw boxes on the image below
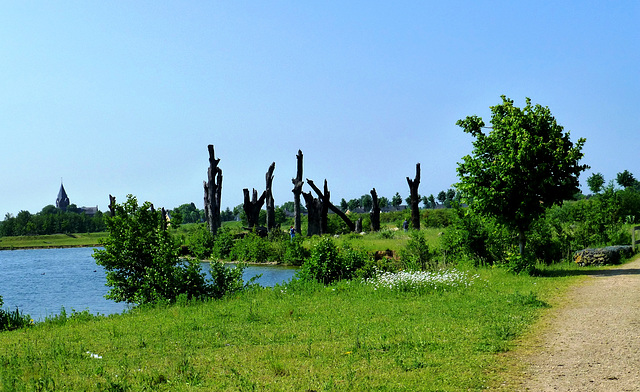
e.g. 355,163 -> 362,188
0,233 -> 106,250
0,264 -> 583,391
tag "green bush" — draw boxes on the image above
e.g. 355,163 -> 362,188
421,208 -> 456,228
94,195 -> 243,305
501,252 -> 535,275
207,261 -> 249,299
440,208 -> 509,267
211,226 -> 235,260
0,296 -> 32,332
400,230 -> 436,271
185,224 -> 214,259
283,235 -> 309,266
230,231 -> 270,262
298,237 -> 369,284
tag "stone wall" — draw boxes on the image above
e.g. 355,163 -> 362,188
573,245 -> 635,266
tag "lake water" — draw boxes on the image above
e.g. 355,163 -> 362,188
0,247 -> 298,321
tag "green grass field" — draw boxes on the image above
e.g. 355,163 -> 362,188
0,261 -> 587,391
0,232 -> 106,250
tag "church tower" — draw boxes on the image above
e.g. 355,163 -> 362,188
56,182 -> 70,211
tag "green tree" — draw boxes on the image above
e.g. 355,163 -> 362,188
379,196 -> 389,208
456,96 -> 588,255
93,195 -> 240,305
391,192 -> 402,207
428,194 -> 436,209
586,172 -> 605,194
616,170 -> 637,189
437,191 -> 447,205
360,194 -> 373,212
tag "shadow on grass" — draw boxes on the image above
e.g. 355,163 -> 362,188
535,255 -> 640,278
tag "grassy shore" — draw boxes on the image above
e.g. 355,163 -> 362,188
0,233 -> 107,250
0,262 -> 586,391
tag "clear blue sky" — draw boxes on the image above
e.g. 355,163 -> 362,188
1,1 -> 638,217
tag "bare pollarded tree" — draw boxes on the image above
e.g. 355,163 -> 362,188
203,145 -> 223,235
265,162 -> 276,231
302,190 -> 322,236
370,188 -> 381,232
243,188 -> 266,230
406,163 -> 421,230
291,150 -> 304,235
306,179 -> 355,233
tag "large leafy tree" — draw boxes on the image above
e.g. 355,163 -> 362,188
456,96 -> 588,255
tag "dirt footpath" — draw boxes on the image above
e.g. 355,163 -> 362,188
513,255 -> 640,391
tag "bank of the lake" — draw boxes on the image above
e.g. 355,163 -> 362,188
0,248 -> 297,321
0,262 -> 585,391
0,233 -> 106,250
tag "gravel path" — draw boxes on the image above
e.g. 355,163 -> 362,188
514,255 -> 640,391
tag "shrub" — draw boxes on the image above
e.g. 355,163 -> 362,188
400,230 -> 436,271
0,296 -> 32,332
440,208 -> 509,267
283,235 -> 309,266
211,226 -> 235,260
207,261 -> 249,299
230,231 -> 270,263
185,224 -> 214,259
94,195 -> 243,305
421,208 -> 456,228
299,237 -> 369,284
501,252 -> 535,275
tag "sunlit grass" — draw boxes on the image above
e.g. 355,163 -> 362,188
0,232 -> 106,249
0,265 -> 579,391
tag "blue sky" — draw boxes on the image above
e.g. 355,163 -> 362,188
1,1 -> 638,217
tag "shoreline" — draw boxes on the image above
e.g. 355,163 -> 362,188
0,244 -> 102,251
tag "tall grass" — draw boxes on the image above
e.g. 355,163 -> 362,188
0,265 -> 576,391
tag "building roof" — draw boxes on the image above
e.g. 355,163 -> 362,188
56,183 -> 70,210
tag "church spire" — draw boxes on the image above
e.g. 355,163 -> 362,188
56,181 -> 70,211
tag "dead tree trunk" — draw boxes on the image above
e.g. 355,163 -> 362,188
355,217 -> 363,233
291,150 -> 304,235
108,194 -> 116,216
307,179 -> 356,233
243,188 -> 266,229
203,145 -> 223,235
406,163 -> 421,230
302,191 -> 322,236
265,162 -> 276,231
370,188 -> 381,231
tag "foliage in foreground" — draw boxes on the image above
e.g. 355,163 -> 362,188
93,195 -> 245,305
0,263 -> 569,391
0,296 -> 32,332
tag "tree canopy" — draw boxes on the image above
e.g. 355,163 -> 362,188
456,96 -> 588,254
586,172 -> 605,194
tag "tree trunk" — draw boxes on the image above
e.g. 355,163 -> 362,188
243,188 -> 266,229
355,217 -> 363,233
265,162 -> 276,231
302,191 -> 322,236
307,179 -> 355,232
108,194 -> 116,217
203,145 -> 223,235
291,150 -> 304,235
518,228 -> 526,255
406,163 -> 421,230
370,188 -> 381,231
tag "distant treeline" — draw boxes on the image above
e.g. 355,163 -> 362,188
0,205 -> 106,236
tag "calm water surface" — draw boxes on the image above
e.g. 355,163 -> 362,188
0,247 -> 297,321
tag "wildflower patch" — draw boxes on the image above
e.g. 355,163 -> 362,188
367,269 -> 477,293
